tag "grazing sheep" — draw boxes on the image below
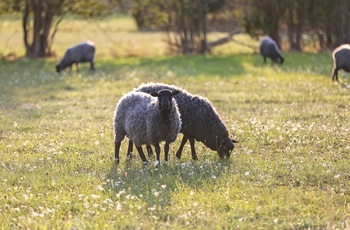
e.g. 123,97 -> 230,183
332,44 -> 350,82
56,41 -> 95,73
259,36 -> 284,64
114,89 -> 181,164
129,82 -> 238,160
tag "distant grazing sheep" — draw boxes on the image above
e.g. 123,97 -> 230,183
113,89 -> 181,164
56,41 -> 95,73
332,44 -> 350,82
129,82 -> 238,160
259,36 -> 284,64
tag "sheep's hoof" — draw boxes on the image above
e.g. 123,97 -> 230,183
154,160 -> 160,167
115,158 -> 120,164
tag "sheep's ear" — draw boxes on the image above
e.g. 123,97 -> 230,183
172,90 -> 179,96
150,92 -> 158,97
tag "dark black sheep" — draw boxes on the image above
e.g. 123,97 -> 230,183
130,82 -> 238,161
259,36 -> 284,64
332,44 -> 350,82
56,41 -> 95,73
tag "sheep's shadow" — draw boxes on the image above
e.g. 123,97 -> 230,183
105,146 -> 235,209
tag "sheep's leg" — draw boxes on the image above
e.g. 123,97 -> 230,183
146,145 -> 153,157
154,144 -> 161,163
135,146 -> 148,164
332,68 -> 339,82
127,140 -> 133,158
90,62 -> 95,73
76,63 -> 79,73
188,137 -> 198,160
114,140 -> 122,164
263,56 -> 267,64
164,141 -> 170,162
175,135 -> 188,159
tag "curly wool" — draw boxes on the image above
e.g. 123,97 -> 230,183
134,82 -> 231,152
113,91 -> 181,147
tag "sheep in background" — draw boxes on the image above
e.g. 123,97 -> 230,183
130,82 -> 238,161
332,44 -> 350,82
259,36 -> 284,65
56,41 -> 95,73
114,89 -> 181,165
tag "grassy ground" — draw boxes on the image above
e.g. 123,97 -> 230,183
1,16 -> 350,229
0,14 -> 257,59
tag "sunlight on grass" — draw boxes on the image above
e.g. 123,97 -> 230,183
1,16 -> 350,229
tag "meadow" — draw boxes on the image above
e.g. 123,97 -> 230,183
1,15 -> 350,229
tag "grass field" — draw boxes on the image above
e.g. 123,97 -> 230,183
1,16 -> 350,229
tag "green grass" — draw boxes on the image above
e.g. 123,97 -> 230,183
0,14 -> 258,59
1,52 -> 350,229
1,16 -> 350,229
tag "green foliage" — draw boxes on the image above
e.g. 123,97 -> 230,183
1,49 -> 350,228
244,0 -> 350,50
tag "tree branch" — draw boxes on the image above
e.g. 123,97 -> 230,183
207,30 -> 242,48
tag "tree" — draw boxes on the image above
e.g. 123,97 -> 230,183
127,0 -> 228,54
243,0 -> 350,51
1,0 -> 111,58
243,0 -> 282,46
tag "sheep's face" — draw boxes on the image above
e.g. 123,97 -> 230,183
56,65 -> 61,73
277,57 -> 284,64
217,138 -> 238,159
151,89 -> 179,114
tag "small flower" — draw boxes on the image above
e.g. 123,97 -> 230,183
91,194 -> 100,199
154,192 -> 160,197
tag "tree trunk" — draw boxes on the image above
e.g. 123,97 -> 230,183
23,0 -> 63,58
199,0 -> 207,54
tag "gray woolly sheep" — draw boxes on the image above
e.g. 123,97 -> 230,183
129,82 -> 238,160
332,44 -> 350,82
114,89 -> 181,164
56,41 -> 95,73
259,36 -> 284,64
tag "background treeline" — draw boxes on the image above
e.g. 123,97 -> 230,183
1,0 -> 350,58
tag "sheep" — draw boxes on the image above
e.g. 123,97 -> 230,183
128,82 -> 238,161
259,36 -> 284,65
113,89 -> 181,165
331,44 -> 350,82
56,41 -> 95,73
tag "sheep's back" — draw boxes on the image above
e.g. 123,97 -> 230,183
259,37 -> 282,58
134,82 -> 193,128
134,83 -> 229,146
333,45 -> 350,70
61,41 -> 95,64
183,96 -> 228,144
115,90 -> 181,146
70,42 -> 95,62
114,92 -> 155,145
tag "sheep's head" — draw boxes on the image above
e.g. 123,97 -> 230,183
217,138 -> 238,159
277,56 -> 284,65
56,65 -> 61,73
151,89 -> 179,114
